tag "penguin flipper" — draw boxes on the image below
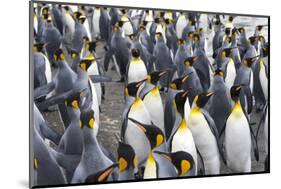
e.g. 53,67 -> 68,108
248,120 -> 260,162
201,109 -> 226,165
196,148 -> 205,175
40,121 -> 62,145
242,85 -> 253,114
256,102 -> 268,139
104,48 -> 113,72
120,99 -> 134,141
34,82 -> 55,100
37,90 -> 72,110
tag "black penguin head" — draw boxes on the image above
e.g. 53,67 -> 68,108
139,25 -> 146,31
193,33 -> 200,42
174,91 -> 189,116
120,8 -> 128,14
169,73 -> 191,90
72,11 -> 82,21
177,39 -> 186,46
221,47 -> 235,57
53,48 -> 65,61
230,85 -> 242,102
256,25 -> 264,31
33,43 -> 45,52
258,35 -> 265,42
213,68 -> 224,77
117,141 -> 137,172
155,32 -> 163,41
187,31 -> 194,39
87,41 -> 100,53
85,163 -> 118,183
128,118 -> 164,149
248,36 -> 258,45
243,55 -> 259,67
82,36 -> 90,44
262,46 -> 269,57
225,27 -> 231,36
147,70 -> 167,85
65,92 -> 81,109
80,110 -> 95,129
228,16 -> 234,22
198,27 -> 204,34
141,20 -> 148,26
128,34 -> 135,40
232,28 -> 238,37
79,56 -> 95,71
41,6 -> 49,18
238,27 -> 245,34
189,20 -> 196,26
154,17 -> 161,24
194,92 -> 214,108
70,49 -> 79,59
131,48 -> 140,58
125,80 -> 146,97
63,5 -> 70,11
154,151 -> 194,176
164,18 -> 173,25
78,15 -> 86,24
184,56 -> 198,67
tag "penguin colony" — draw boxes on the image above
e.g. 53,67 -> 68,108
32,3 -> 269,187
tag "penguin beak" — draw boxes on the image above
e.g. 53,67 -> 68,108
128,118 -> 146,133
181,91 -> 188,98
97,163 -> 118,182
206,91 -> 215,97
154,151 -> 172,161
136,79 -> 146,88
158,71 -> 167,77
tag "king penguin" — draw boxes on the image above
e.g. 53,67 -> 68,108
222,85 -> 259,172
188,92 -> 224,175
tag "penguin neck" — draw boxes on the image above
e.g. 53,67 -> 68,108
131,57 -> 141,63
178,117 -> 188,133
82,127 -> 98,147
66,107 -> 80,121
77,67 -> 88,80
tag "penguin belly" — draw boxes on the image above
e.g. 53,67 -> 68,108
184,97 -> 191,122
123,22 -> 134,35
43,55 -> 52,83
143,87 -> 165,133
84,19 -> 92,41
127,60 -> 148,83
259,62 -> 268,100
176,15 -> 187,39
64,13 -> 75,36
88,62 -> 102,105
144,153 -> 157,179
125,98 -> 152,167
89,79 -> 100,135
93,10 -> 101,36
189,112 -> 220,175
171,128 -> 198,175
225,106 -> 251,172
225,59 -> 236,90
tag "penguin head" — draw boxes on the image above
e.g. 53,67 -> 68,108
194,92 -> 214,108
154,151 -> 194,176
177,39 -> 186,46
256,25 -> 264,31
63,5 -> 71,12
72,11 -> 82,21
65,92 -> 81,109
187,31 -> 194,40
174,91 -> 189,116
78,15 -> 86,24
228,16 -> 234,22
213,68 -> 224,77
242,55 -> 259,67
225,36 -> 232,44
41,6 -> 49,18
139,25 -> 146,32
70,49 -> 79,59
125,80 -> 146,97
189,20 -> 196,26
131,48 -> 140,58
147,70 -> 167,85
154,17 -> 161,24
79,55 -> 96,71
141,20 -> 148,27
198,27 -> 204,34
120,8 -> 128,14
128,118 -> 164,149
258,35 -> 265,43
53,48 -> 65,61
80,109 -> 95,129
86,41 -> 100,53
82,36 -> 90,44
232,28 -> 238,37
169,73 -> 191,90
33,43 -> 45,53
193,33 -> 200,42
85,163 -> 119,183
155,32 -> 163,41
248,36 -> 258,45
230,85 -> 242,102
221,47 -> 235,58
238,27 -> 245,34
164,18 -> 173,25
225,27 -> 231,36
262,45 -> 269,57
113,21 -> 123,31
128,34 -> 135,41
117,141 -> 137,172
184,56 -> 198,67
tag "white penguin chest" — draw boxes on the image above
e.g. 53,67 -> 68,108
43,54 -> 52,83
259,62 -> 268,100
176,15 -> 186,38
64,13 -> 75,34
93,10 -> 101,35
225,58 -> 236,89
128,60 -> 148,83
123,22 -> 134,35
144,155 -> 157,179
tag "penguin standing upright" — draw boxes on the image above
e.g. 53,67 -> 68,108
222,85 -> 259,172
174,39 -> 190,77
188,92 -> 224,174
140,71 -> 166,135
169,91 -> 198,175
121,80 -> 152,168
72,110 -> 115,183
175,12 -> 187,39
127,48 -> 148,84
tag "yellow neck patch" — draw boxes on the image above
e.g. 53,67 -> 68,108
34,159 -> 38,169
156,134 -> 164,147
118,157 -> 128,172
180,160 -> 191,176
231,101 -> 244,117
178,118 -> 188,133
131,57 -> 141,63
88,118 -> 95,129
